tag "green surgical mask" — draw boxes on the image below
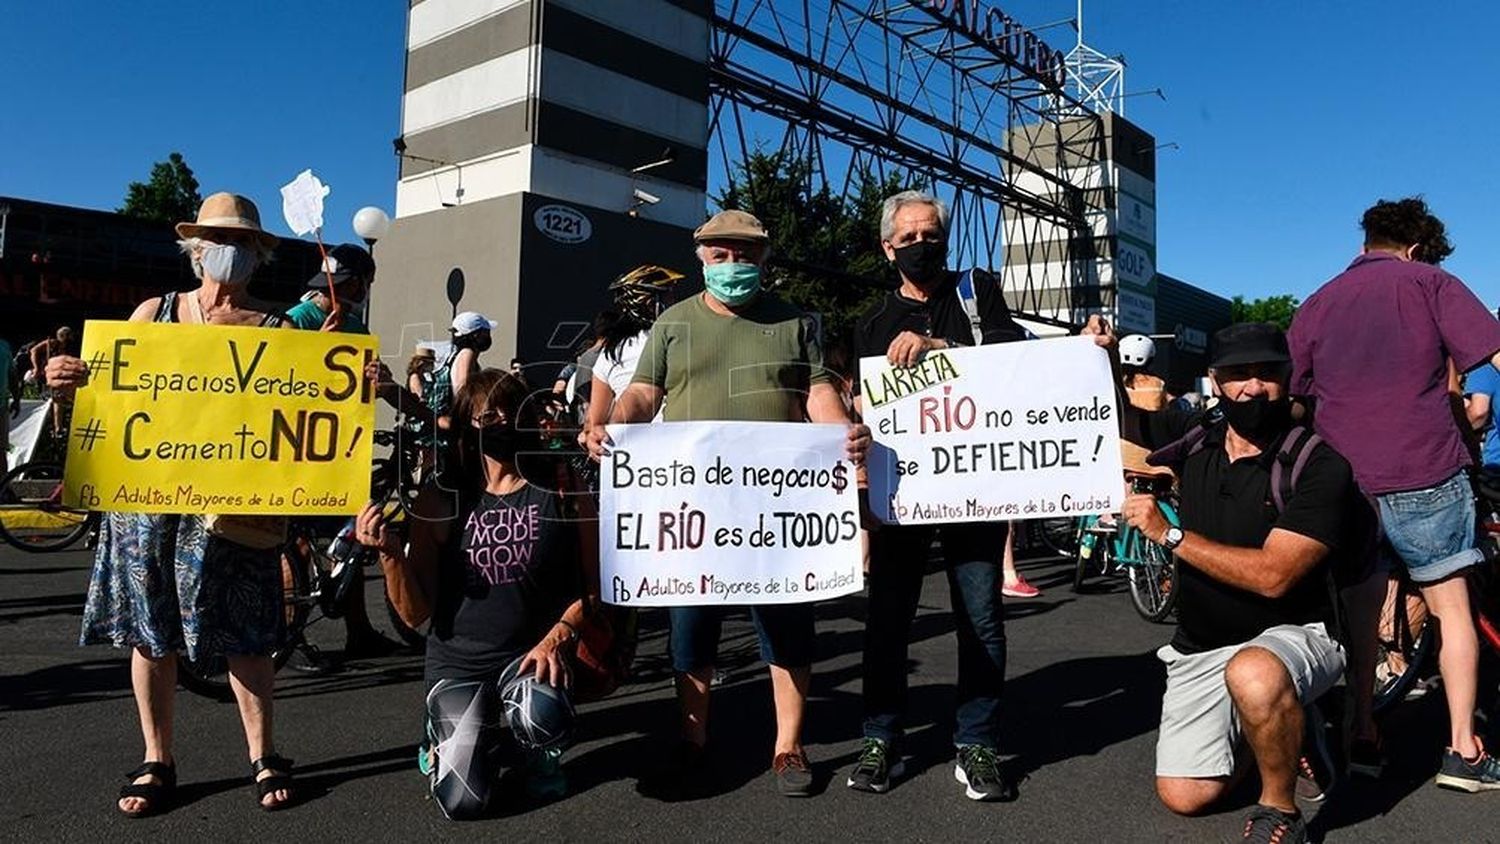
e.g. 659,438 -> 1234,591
703,262 -> 761,306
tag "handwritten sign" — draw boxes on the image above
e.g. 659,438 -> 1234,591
862,337 -> 1125,525
63,321 -> 377,515
599,421 -> 862,607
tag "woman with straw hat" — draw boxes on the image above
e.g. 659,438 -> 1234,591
46,192 -> 298,815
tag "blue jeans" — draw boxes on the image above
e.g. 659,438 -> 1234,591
862,522 -> 1007,749
1376,471 -> 1484,584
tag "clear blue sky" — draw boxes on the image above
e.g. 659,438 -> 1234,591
4,1 -> 1497,306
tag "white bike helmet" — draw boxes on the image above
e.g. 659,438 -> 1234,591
1119,334 -> 1155,367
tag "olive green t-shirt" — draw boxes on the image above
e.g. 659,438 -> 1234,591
633,292 -> 832,422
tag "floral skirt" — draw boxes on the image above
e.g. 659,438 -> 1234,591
80,513 -> 283,661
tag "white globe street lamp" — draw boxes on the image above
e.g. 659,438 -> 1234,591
352,206 -> 391,247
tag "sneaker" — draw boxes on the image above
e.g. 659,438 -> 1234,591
416,741 -> 435,777
1295,706 -> 1335,803
1434,740 -> 1500,793
847,737 -> 903,793
954,745 -> 1013,802
285,642 -> 335,675
1241,805 -> 1306,843
1001,577 -> 1042,599
523,747 -> 568,801
1346,737 -> 1386,779
773,751 -> 813,797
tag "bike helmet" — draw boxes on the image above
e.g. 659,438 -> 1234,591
498,658 -> 576,751
609,265 -> 684,323
1119,334 -> 1156,368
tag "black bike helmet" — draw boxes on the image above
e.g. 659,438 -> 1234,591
498,658 -> 576,751
608,265 -> 684,324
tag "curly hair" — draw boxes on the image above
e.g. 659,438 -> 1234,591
1360,197 -> 1454,264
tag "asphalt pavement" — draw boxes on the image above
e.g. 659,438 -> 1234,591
2,538 -> 1497,842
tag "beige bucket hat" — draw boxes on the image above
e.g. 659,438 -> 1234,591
175,192 -> 279,250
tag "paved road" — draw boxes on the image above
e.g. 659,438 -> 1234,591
1,540 -> 1495,842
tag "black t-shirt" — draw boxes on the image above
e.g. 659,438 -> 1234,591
424,482 -> 581,682
852,268 -> 1026,392
1171,424 -> 1360,654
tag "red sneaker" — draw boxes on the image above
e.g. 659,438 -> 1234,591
1001,577 -> 1041,599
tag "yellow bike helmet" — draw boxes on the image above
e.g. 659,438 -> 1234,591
608,265 -> 685,323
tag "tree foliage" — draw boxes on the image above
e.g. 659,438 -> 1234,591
1230,294 -> 1300,330
119,152 -> 203,224
715,151 -> 922,346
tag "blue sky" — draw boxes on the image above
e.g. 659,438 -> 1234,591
4,1 -> 1497,306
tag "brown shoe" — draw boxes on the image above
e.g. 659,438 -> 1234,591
774,751 -> 813,797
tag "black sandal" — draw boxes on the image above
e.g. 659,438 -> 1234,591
251,754 -> 296,811
118,761 -> 176,818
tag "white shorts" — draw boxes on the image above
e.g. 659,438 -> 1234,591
1155,623 -> 1345,779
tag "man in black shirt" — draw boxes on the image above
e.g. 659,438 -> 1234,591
1123,323 -> 1355,844
846,190 -> 1032,802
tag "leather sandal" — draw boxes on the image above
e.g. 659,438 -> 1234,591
250,754 -> 296,811
119,761 -> 176,818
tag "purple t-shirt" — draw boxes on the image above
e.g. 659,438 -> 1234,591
1288,252 -> 1500,495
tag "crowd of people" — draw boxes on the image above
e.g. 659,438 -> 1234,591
26,188 -> 1500,840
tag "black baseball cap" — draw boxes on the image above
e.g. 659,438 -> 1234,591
1209,322 -> 1291,368
307,243 -> 375,289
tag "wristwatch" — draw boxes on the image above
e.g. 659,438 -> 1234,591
1161,526 -> 1185,551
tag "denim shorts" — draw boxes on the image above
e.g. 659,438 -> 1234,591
668,604 -> 815,673
1375,471 -> 1484,584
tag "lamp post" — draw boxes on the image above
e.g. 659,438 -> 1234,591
352,206 -> 391,324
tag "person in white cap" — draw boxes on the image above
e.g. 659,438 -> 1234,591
426,312 -> 497,439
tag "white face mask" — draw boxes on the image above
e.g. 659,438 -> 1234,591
199,243 -> 258,285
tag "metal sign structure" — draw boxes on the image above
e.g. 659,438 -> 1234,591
708,0 -> 1109,327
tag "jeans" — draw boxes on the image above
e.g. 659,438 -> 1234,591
862,522 -> 1007,749
1376,471 -> 1484,584
668,603 -> 816,673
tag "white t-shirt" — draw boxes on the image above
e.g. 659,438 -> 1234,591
596,332 -> 649,398
595,331 -> 663,420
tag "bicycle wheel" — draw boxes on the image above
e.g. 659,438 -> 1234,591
1072,517 -> 1098,592
177,542 -> 315,701
1037,517 -> 1079,559
1372,579 -> 1436,715
386,596 -> 427,649
1124,527 -> 1178,623
0,460 -> 97,552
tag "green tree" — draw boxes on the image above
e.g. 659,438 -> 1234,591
119,152 -> 202,224
1230,294 -> 1300,330
715,151 -> 920,346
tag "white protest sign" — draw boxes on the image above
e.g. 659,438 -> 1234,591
862,337 -> 1125,525
280,169 -> 331,236
599,421 -> 862,607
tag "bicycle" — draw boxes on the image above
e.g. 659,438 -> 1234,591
0,459 -> 100,552
1071,475 -> 1181,623
177,425 -> 427,699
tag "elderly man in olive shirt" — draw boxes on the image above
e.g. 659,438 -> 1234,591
598,209 -> 870,798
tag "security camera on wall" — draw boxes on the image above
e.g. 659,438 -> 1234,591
633,188 -> 661,206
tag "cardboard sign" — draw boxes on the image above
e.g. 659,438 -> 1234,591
599,421 -> 862,607
862,337 -> 1125,525
63,321 -> 377,514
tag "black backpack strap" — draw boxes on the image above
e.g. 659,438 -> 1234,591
1146,424 -> 1210,470
155,290 -> 179,323
1270,426 -> 1321,515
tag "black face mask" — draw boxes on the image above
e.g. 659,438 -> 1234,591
892,240 -> 948,286
1220,395 -> 1292,442
457,333 -> 493,353
472,423 -> 522,463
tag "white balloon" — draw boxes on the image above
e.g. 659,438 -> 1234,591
352,206 -> 391,242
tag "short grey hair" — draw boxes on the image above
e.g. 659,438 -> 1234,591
177,236 -> 275,280
880,190 -> 949,242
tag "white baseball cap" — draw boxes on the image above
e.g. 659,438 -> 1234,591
451,311 -> 497,336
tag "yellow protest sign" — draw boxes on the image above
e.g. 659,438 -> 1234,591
63,320 -> 377,515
